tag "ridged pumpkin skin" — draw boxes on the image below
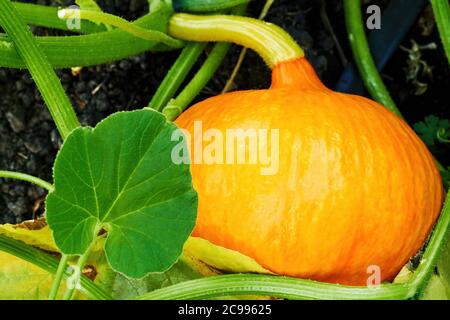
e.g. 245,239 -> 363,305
175,58 -> 443,285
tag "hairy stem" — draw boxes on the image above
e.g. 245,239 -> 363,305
173,0 -> 251,12
12,2 -> 105,33
343,0 -> 401,117
62,244 -> 94,300
0,9 -> 182,69
162,5 -> 248,119
0,170 -> 54,192
0,0 -> 80,140
222,0 -> 274,93
168,13 -> 303,68
163,43 -> 231,120
149,42 -> 207,111
48,254 -> 69,300
58,8 -> 183,47
138,274 -> 411,300
409,190 -> 450,298
0,235 -> 111,300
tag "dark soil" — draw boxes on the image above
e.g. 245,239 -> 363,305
0,0 -> 449,223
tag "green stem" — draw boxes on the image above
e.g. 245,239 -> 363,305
222,0 -> 274,93
63,243 -> 94,300
168,13 -> 303,68
0,170 -> 54,192
48,254 -> 69,300
437,129 -> 450,144
409,190 -> 450,298
0,0 -> 80,140
12,2 -> 105,33
58,8 -> 183,47
163,42 -> 232,120
431,0 -> 450,65
343,0 -> 401,118
162,5 -> 249,119
173,0 -> 251,12
138,274 -> 411,300
149,42 -> 207,111
344,0 -> 449,298
344,0 -> 446,189
0,10 -> 182,69
0,234 -> 111,300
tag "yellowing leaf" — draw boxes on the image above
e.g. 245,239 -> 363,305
393,266 -> 413,284
422,275 -> 450,300
0,221 -> 114,299
0,251 -> 66,300
86,236 -> 116,292
183,237 -> 273,275
437,239 -> 450,296
0,220 -> 58,253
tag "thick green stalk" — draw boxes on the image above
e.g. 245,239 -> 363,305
0,235 -> 111,300
173,0 -> 251,12
0,170 -> 53,192
222,0 -> 274,93
62,238 -> 97,300
0,0 -> 80,140
163,42 -> 232,120
63,246 -> 92,300
344,1 -> 446,176
138,274 -> 411,300
169,13 -> 303,68
48,254 -> 69,300
0,10 -> 182,69
149,42 -> 207,111
162,5 -> 248,119
58,9 -> 183,47
409,190 -> 450,298
431,0 -> 450,65
12,2 -> 105,33
343,0 -> 401,117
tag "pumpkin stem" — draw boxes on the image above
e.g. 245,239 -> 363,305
271,58 -> 328,90
168,13 -> 304,68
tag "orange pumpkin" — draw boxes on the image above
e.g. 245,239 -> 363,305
175,57 -> 443,286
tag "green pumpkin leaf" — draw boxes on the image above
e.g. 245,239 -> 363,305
413,115 -> 450,147
46,110 -> 198,278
